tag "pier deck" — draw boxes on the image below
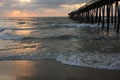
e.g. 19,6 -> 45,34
69,0 -> 120,33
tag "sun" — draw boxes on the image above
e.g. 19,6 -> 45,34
20,0 -> 31,3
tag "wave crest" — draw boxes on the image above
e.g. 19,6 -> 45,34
0,51 -> 120,70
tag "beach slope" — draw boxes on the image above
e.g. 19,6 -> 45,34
0,60 -> 120,80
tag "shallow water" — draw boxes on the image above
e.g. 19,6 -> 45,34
0,17 -> 120,70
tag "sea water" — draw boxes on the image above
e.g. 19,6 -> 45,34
0,17 -> 120,70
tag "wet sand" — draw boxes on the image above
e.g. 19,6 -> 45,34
0,60 -> 120,80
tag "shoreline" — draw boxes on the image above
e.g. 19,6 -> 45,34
0,60 -> 120,80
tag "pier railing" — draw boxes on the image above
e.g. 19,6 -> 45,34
69,0 -> 120,33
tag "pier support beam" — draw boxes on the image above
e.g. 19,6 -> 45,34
98,7 -> 101,25
116,1 -> 120,33
102,5 -> 105,30
111,4 -> 114,25
106,3 -> 110,32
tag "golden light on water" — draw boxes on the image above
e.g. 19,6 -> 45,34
0,75 -> 15,80
15,30 -> 33,36
14,61 -> 33,71
13,61 -> 35,78
14,18 -> 33,36
10,43 -> 40,53
0,61 -> 34,80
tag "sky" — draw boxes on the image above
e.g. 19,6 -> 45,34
0,0 -> 86,17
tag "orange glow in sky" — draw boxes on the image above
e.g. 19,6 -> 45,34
19,0 -> 31,3
8,10 -> 36,17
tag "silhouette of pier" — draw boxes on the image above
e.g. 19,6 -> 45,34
69,0 -> 120,33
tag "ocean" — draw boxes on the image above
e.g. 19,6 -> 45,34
0,17 -> 120,70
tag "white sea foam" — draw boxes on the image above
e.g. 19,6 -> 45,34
56,52 -> 120,70
51,23 -> 99,28
51,23 -> 115,29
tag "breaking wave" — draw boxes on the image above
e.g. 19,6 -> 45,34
56,52 -> 120,70
51,23 -> 99,28
0,51 -> 120,70
51,23 -> 114,29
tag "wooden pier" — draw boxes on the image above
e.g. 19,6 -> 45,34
69,0 -> 120,33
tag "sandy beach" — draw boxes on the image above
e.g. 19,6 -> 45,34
0,60 -> 120,80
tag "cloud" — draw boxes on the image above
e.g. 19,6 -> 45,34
0,0 -> 86,17
61,3 -> 86,10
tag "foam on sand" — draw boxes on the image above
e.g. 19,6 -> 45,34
56,52 -> 120,70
